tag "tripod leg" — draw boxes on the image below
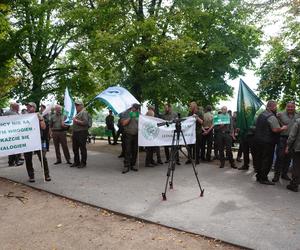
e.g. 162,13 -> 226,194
181,131 -> 205,197
162,131 -> 176,200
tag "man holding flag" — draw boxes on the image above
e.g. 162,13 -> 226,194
236,79 -> 264,170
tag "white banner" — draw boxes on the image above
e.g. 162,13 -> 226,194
0,114 -> 42,157
95,86 -> 140,114
138,115 -> 196,146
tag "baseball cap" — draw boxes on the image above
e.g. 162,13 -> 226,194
26,102 -> 37,110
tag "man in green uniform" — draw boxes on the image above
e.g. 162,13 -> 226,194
201,105 -> 214,162
71,100 -> 89,168
160,104 -> 180,164
214,106 -> 236,169
273,101 -> 299,182
120,103 -> 140,174
23,102 -> 51,182
49,105 -> 72,165
255,100 -> 287,185
285,118 -> 300,192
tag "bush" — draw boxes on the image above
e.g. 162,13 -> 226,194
89,126 -> 106,137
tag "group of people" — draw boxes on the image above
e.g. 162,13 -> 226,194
114,101 -> 299,192
1,100 -> 91,182
1,98 -> 300,192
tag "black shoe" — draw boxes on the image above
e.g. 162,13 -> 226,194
238,165 -> 249,170
78,163 -> 86,168
185,160 -> 192,164
29,177 -> 35,183
130,167 -> 138,171
286,184 -> 298,192
118,154 -> 124,158
15,161 -> 24,166
272,175 -> 280,183
176,161 -> 181,165
281,175 -> 291,181
112,142 -> 118,145
219,164 -> 224,168
66,161 -> 72,165
195,160 -> 200,165
157,160 -> 163,165
8,163 -> 15,167
236,157 -> 242,162
145,164 -> 155,167
54,161 -> 62,165
122,167 -> 129,174
231,163 -> 237,169
259,179 -> 275,185
150,161 -> 158,166
45,176 -> 51,182
165,160 -> 170,163
70,163 -> 79,168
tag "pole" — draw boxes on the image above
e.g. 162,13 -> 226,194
40,150 -> 46,182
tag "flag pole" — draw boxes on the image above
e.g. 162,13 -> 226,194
40,149 -> 46,182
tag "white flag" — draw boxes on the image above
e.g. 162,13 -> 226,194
95,86 -> 140,114
138,115 -> 196,146
63,87 -> 76,125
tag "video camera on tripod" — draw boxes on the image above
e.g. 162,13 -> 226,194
156,114 -> 204,200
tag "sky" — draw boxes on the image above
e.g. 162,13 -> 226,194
218,7 -> 286,111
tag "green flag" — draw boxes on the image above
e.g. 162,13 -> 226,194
237,79 -> 264,136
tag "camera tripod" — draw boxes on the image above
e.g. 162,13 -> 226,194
160,119 -> 204,200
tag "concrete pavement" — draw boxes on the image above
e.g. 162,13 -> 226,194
0,143 -> 299,250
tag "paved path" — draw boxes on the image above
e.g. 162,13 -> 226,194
1,145 -> 299,250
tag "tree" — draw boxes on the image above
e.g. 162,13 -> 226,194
0,1 -> 17,104
64,0 -> 262,108
8,0 -> 81,106
256,0 -> 300,107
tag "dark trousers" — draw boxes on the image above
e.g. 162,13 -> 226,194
187,134 -> 201,162
124,134 -> 138,168
255,141 -> 275,181
145,147 -> 154,165
216,132 -> 233,164
274,137 -> 291,176
200,130 -> 213,160
213,132 -> 219,159
239,136 -> 250,166
72,130 -> 88,165
290,152 -> 300,187
108,128 -> 116,144
164,146 -> 179,162
8,154 -> 20,165
154,147 -> 161,161
52,131 -> 70,162
24,151 -> 49,178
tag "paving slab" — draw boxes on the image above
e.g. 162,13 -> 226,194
0,144 -> 299,250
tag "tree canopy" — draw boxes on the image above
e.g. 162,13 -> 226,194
257,0 -> 300,108
2,0 -> 262,108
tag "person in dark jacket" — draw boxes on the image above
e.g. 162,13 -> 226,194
254,100 -> 287,185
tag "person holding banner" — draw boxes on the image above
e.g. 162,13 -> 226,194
160,104 -> 180,165
214,106 -> 236,169
186,101 -> 204,165
120,103 -> 140,173
24,102 -> 51,182
4,102 -> 23,167
49,105 -> 72,165
71,100 -> 89,168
